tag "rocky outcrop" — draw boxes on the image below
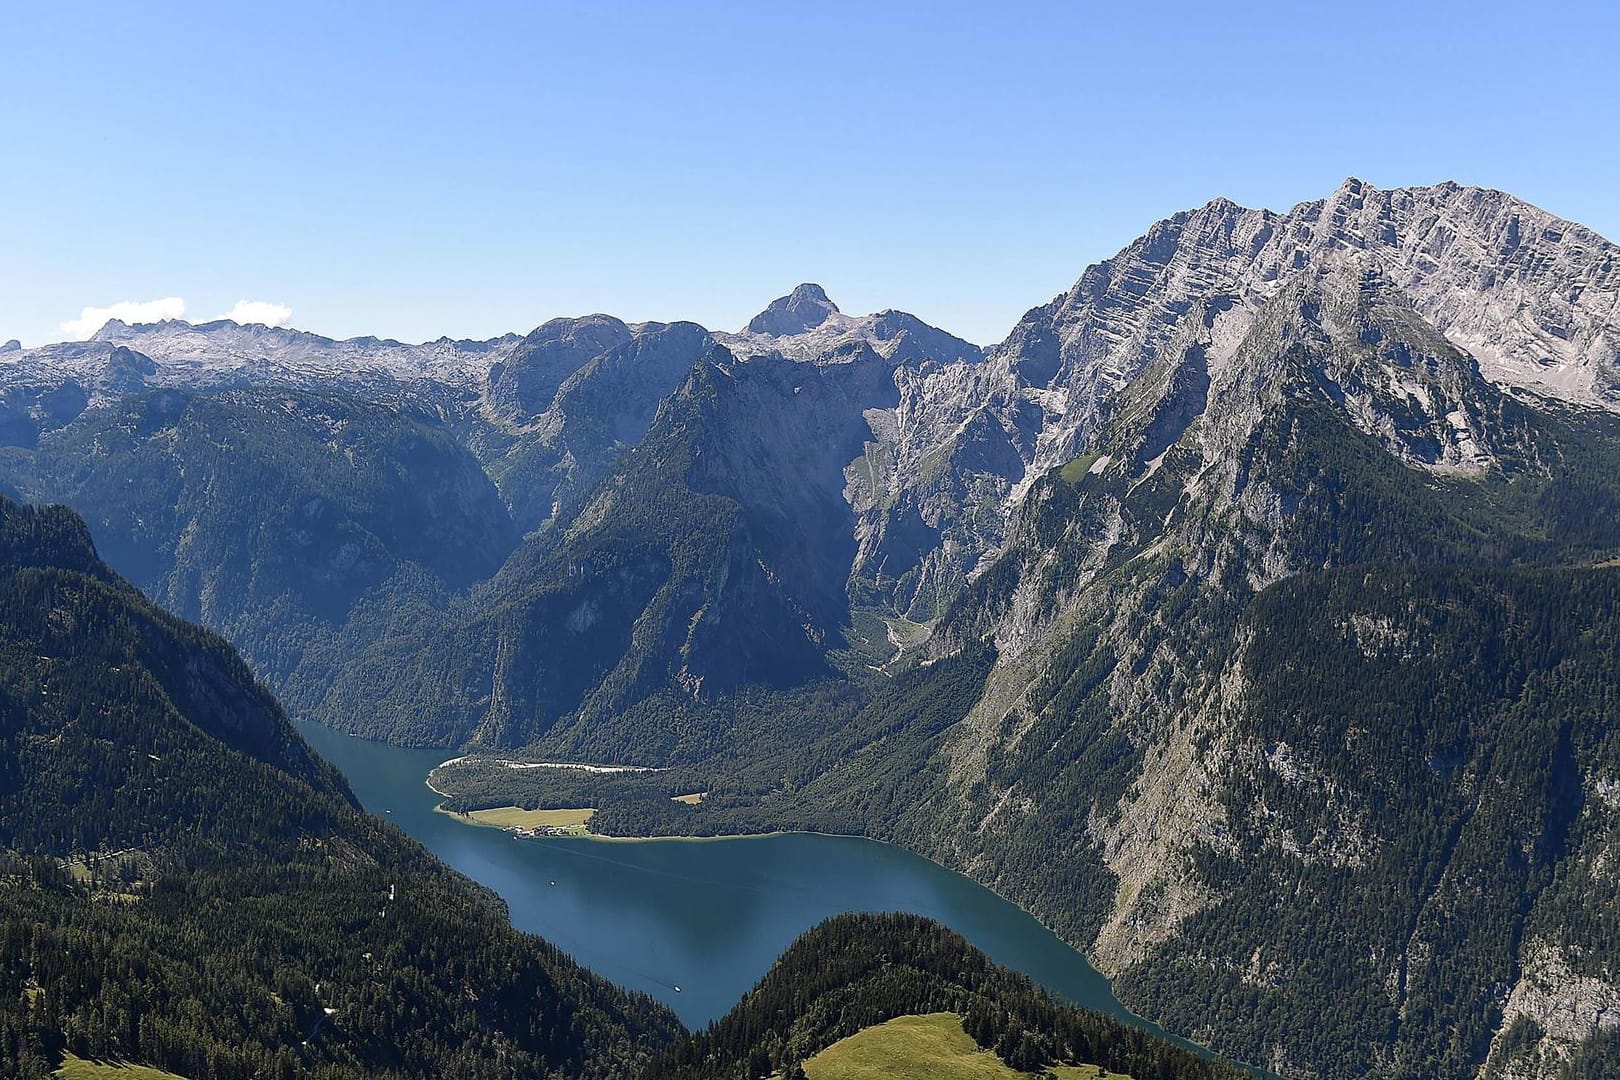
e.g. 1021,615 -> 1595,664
719,284 -> 983,366
1482,941 -> 1620,1079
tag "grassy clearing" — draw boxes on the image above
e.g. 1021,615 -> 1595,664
56,1054 -> 190,1080
671,792 -> 707,804
803,1013 -> 1009,1080
1052,1066 -> 1120,1079
885,615 -> 936,650
800,1013 -> 1124,1080
457,806 -> 595,833
1059,451 -> 1103,485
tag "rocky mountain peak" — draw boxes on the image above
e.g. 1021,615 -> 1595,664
746,283 -> 841,336
842,178 -> 1620,623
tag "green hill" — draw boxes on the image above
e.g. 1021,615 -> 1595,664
643,913 -> 1247,1080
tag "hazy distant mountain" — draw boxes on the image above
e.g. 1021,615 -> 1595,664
0,287 -> 978,743
719,281 -> 984,366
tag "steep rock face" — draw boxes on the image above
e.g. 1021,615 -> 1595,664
1280,180 -> 1620,403
851,180 -> 1620,623
1014,178 -> 1620,444
847,356 -> 1040,619
683,343 -> 906,628
1485,940 -> 1620,1078
723,290 -> 1010,623
487,320 -> 714,532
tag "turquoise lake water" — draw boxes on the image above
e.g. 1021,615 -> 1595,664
299,722 -> 1241,1069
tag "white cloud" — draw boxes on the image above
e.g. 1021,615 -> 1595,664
59,297 -> 187,340
217,300 -> 294,327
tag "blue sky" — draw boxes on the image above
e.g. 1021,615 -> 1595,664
3,1 -> 1616,347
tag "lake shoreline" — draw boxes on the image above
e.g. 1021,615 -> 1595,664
420,777 -> 1267,1077
311,723 -> 1269,1077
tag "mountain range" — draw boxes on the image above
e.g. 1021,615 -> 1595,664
3,177 -> 1619,1079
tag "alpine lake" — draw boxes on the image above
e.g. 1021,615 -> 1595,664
299,722 -> 1238,1067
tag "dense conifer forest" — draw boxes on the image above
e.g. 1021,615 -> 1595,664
0,495 -> 680,1079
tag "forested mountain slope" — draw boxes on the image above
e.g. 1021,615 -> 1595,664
0,496 -> 1240,1080
0,495 -> 681,1079
0,387 -> 519,726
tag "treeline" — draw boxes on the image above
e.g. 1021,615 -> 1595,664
643,912 -> 1252,1080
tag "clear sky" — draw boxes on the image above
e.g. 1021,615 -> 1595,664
3,1 -> 1617,348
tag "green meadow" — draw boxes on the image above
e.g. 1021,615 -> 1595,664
801,1013 -> 1124,1080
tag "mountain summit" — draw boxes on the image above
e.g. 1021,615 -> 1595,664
745,283 -> 840,335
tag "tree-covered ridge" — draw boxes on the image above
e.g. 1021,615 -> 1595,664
0,494 -> 681,1080
644,912 -> 1250,1080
